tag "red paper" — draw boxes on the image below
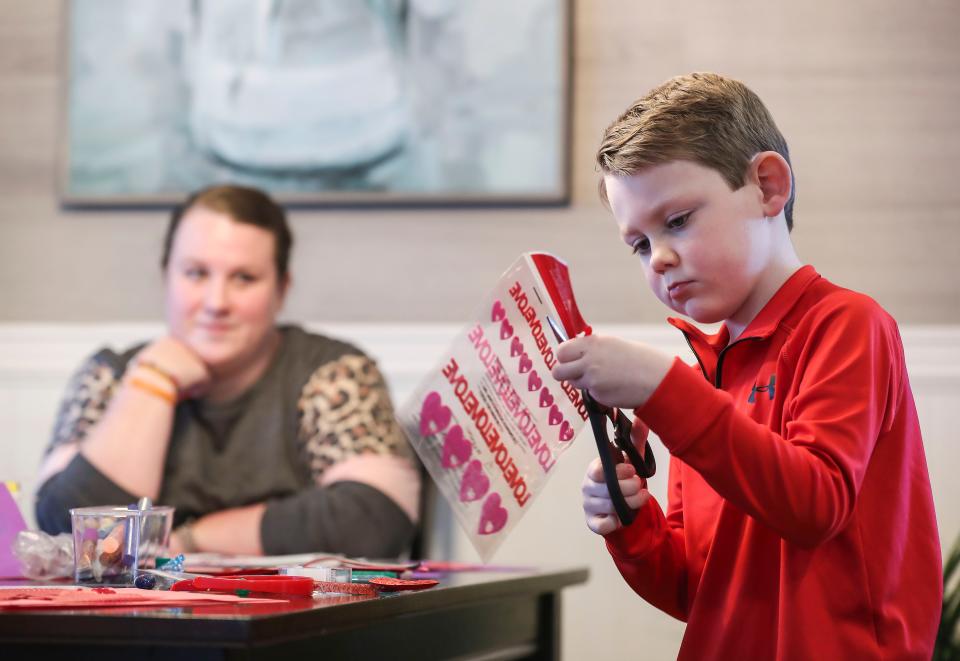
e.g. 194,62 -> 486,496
0,586 -> 285,610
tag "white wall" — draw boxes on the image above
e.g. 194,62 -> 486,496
2,0 -> 960,325
2,322 -> 957,659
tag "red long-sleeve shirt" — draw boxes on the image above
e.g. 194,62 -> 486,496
606,266 -> 941,660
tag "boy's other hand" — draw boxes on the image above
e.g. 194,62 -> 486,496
551,334 -> 673,409
582,458 -> 650,535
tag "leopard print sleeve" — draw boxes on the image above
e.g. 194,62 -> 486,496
47,355 -> 120,453
297,353 -> 407,482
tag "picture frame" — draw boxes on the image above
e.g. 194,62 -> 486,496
59,0 -> 572,208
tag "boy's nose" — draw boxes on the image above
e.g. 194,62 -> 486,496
650,244 -> 679,273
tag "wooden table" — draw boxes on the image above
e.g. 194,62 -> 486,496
0,567 -> 588,660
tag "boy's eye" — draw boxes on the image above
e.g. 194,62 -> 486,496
631,237 -> 651,256
667,212 -> 691,229
184,267 -> 207,280
233,272 -> 257,284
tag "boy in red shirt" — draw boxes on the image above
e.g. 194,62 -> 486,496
552,72 -> 941,660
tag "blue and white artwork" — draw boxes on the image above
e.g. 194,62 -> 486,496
62,0 -> 570,205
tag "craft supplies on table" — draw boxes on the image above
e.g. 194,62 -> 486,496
70,504 -> 173,585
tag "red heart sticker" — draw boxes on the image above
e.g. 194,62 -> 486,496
478,492 -> 508,535
419,391 -> 452,436
539,387 -> 554,408
459,460 -> 490,502
559,419 -> 575,442
500,318 -> 514,340
491,300 -> 506,322
510,336 -> 523,357
441,425 -> 472,468
518,353 -> 533,374
548,404 -> 562,426
527,370 -> 542,392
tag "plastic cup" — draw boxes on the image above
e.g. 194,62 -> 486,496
69,506 -> 173,585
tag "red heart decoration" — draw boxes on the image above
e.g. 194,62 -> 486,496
559,419 -> 575,442
518,353 -> 533,374
539,387 -> 554,408
500,318 -> 514,341
477,492 -> 508,535
527,370 -> 542,392
368,577 -> 439,591
441,425 -> 472,468
419,391 -> 452,436
548,404 -> 562,426
510,336 -> 523,357
459,460 -> 490,502
491,300 -> 506,322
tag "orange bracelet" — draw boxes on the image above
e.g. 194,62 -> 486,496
134,359 -> 180,390
128,376 -> 177,405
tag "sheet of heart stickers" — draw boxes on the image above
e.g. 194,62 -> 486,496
398,252 -> 592,561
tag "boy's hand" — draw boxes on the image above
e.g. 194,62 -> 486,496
551,334 -> 673,409
582,458 -> 650,535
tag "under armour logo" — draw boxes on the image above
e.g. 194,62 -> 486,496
748,375 -> 776,403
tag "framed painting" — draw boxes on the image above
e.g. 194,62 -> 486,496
59,0 -> 572,207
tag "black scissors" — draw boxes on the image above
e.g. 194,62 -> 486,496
547,317 -> 656,526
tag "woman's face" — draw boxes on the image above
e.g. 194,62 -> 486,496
164,205 -> 288,374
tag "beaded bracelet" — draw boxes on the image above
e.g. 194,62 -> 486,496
134,359 -> 180,391
128,376 -> 177,405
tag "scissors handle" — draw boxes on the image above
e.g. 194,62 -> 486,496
545,318 -> 657,524
611,409 -> 656,479
584,392 -> 656,527
587,406 -> 636,526
172,575 -> 315,596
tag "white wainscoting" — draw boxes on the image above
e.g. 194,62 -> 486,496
2,322 -> 958,659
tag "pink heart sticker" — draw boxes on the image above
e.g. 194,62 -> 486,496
559,419 -> 575,442
459,460 -> 490,502
441,425 -> 472,469
510,336 -> 523,358
548,404 -> 562,426
419,391 -> 452,436
491,300 -> 506,322
527,370 -> 542,392
500,318 -> 514,341
478,492 -> 508,535
539,387 -> 554,408
518,353 -> 532,374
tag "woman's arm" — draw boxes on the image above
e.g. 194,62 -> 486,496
36,352 -> 173,532
257,353 -> 420,557
164,351 -> 418,558
66,338 -> 209,500
36,338 -> 210,532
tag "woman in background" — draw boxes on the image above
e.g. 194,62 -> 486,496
35,185 -> 419,558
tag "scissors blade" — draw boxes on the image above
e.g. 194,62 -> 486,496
546,316 -> 569,344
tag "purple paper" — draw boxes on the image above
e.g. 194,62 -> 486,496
0,483 -> 28,578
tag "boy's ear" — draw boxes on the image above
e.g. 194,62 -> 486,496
749,151 -> 792,218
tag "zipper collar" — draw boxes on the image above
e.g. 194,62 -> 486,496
666,265 -> 821,383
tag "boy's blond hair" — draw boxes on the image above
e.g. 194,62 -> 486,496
597,72 -> 796,230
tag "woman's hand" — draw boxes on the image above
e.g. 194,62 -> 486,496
550,334 -> 673,410
135,337 -> 212,400
582,458 -> 650,535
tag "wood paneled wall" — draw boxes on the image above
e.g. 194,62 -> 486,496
0,0 -> 958,323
